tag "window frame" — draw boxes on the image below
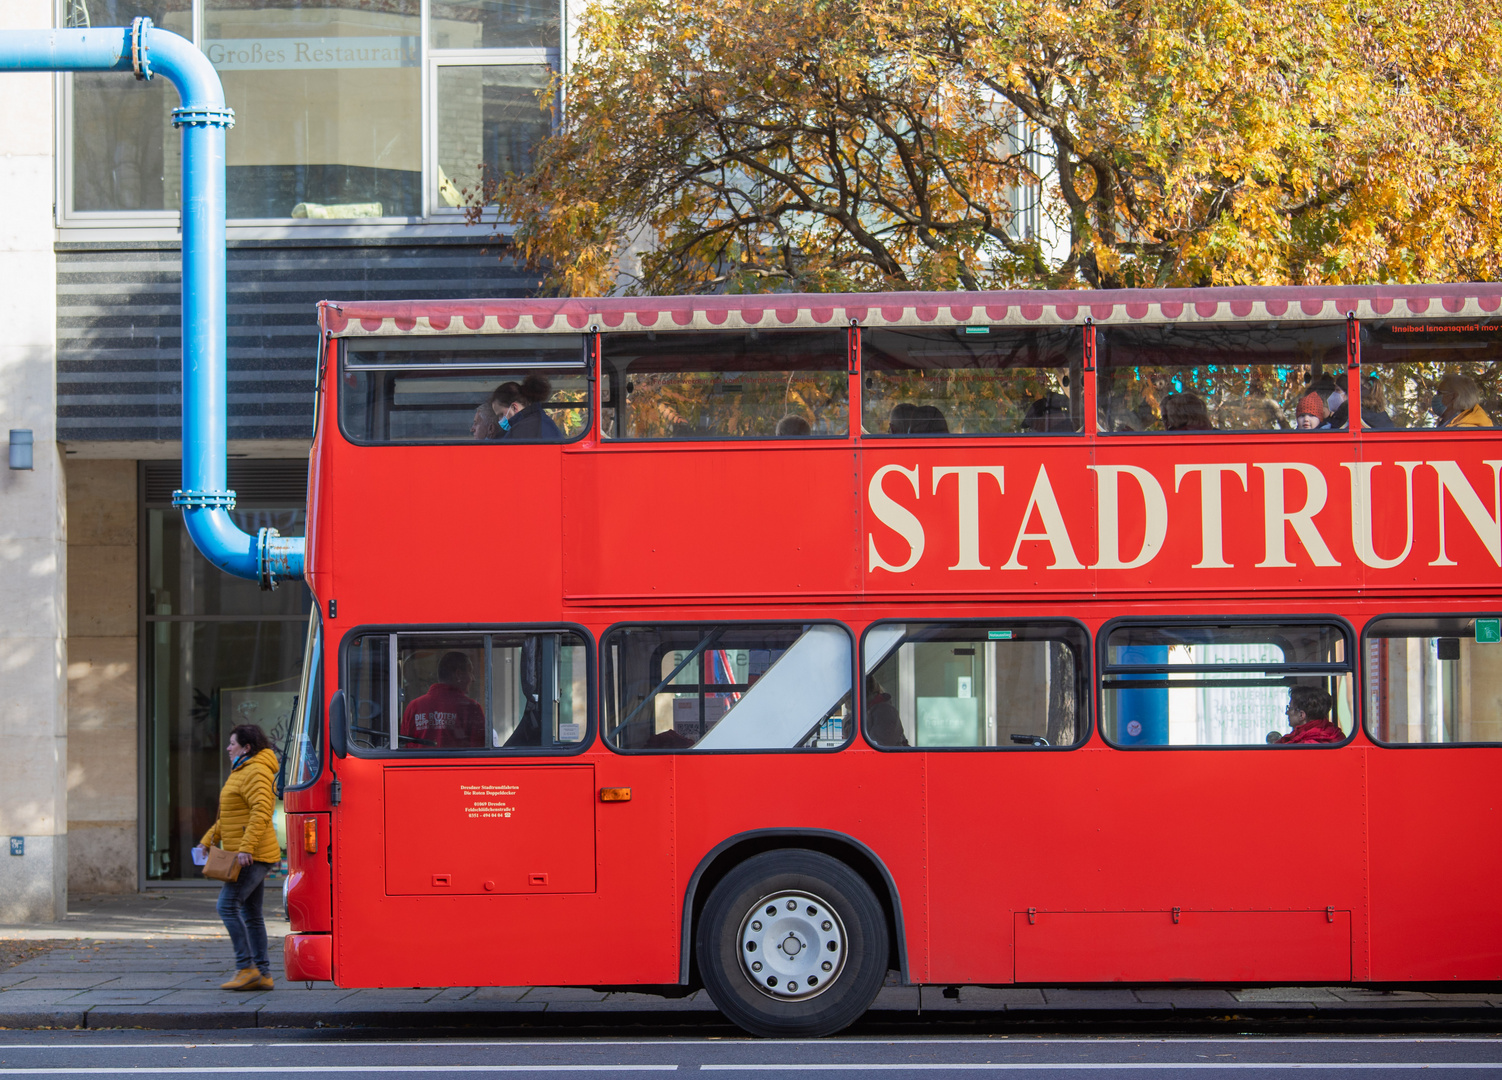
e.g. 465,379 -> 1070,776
857,325 -> 1088,439
55,0 -> 565,230
337,621 -> 596,759
1094,319 -> 1351,437
1360,610 -> 1502,749
599,328 -> 856,444
859,617 -> 1093,752
280,611 -> 325,792
599,618 -> 858,755
335,335 -> 593,447
1095,614 -> 1358,751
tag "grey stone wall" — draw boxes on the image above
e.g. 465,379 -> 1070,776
65,460 -> 138,894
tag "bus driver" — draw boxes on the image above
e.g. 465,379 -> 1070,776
400,651 -> 486,749
1267,685 -> 1342,745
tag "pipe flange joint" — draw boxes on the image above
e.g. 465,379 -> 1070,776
171,488 -> 237,510
172,105 -> 237,130
257,527 -> 281,591
131,17 -> 153,81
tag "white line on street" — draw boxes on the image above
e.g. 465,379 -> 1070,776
0,1068 -> 678,1075
700,1065 -> 1502,1072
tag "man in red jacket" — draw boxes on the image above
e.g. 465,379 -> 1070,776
401,651 -> 486,748
1272,685 -> 1343,744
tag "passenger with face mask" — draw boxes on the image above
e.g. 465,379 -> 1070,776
1434,373 -> 1493,428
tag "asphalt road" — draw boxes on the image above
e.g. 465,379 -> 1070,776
0,1033 -> 1500,1077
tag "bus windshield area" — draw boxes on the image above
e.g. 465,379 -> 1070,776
861,326 -> 1083,435
282,615 -> 322,790
603,623 -> 852,750
345,630 -> 589,753
602,330 -> 848,439
340,335 -> 590,443
1100,622 -> 1354,746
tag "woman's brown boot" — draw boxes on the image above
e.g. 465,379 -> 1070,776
221,968 -> 260,990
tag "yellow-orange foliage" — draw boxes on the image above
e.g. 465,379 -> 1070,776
475,0 -> 1502,294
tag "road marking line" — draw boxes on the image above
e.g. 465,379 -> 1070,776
0,1068 -> 677,1075
700,1065 -> 1502,1072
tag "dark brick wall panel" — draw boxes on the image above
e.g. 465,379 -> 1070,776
57,238 -> 535,442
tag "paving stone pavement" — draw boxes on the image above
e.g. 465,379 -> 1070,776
2,892 -> 1500,1029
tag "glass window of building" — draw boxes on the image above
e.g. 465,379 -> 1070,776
65,0 -> 561,223
142,462 -> 312,882
68,0 -> 191,214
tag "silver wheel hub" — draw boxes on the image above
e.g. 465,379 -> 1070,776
737,890 -> 847,1001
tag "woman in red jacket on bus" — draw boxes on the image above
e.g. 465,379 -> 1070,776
1272,686 -> 1343,744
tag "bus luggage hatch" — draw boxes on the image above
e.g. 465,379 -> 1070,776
384,766 -> 596,895
1014,909 -> 1352,983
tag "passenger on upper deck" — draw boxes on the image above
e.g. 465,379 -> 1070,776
1162,392 -> 1214,431
776,414 -> 812,436
470,403 -> 498,440
491,374 -> 563,440
1324,376 -> 1396,430
400,651 -> 486,749
887,403 -> 920,434
1268,685 -> 1342,745
1437,372 -> 1493,428
912,405 -> 949,433
1293,392 -> 1328,430
1023,393 -> 1072,432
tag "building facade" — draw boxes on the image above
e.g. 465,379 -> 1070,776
0,0 -> 558,917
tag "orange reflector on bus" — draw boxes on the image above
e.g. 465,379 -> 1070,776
599,787 -> 632,802
303,818 -> 318,854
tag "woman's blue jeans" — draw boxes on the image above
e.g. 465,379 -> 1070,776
217,860 -> 274,974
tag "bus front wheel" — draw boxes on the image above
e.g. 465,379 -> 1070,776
696,849 -> 889,1037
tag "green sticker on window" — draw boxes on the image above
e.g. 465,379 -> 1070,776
987,630 -> 1013,640
964,326 -> 990,335
1477,618 -> 1501,644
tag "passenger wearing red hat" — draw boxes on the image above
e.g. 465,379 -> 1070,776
1294,391 -> 1328,430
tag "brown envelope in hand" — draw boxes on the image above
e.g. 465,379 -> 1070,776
202,846 -> 242,883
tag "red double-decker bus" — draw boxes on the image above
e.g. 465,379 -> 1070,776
280,284 -> 1502,1036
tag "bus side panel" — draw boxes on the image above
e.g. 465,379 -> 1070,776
673,748 -> 929,983
1367,748 -> 1502,981
562,446 -> 859,602
927,746 -> 1367,985
334,750 -> 681,989
329,444 -> 566,623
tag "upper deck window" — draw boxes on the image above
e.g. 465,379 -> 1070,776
339,335 -> 589,444
1098,321 -> 1346,433
861,326 -> 1082,435
1359,320 -> 1500,430
601,330 -> 848,439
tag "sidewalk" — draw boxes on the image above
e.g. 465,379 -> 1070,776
2,892 -> 1500,1031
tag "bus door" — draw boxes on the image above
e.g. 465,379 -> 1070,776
337,628 -> 605,987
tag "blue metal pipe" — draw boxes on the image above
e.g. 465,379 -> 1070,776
0,20 -> 304,588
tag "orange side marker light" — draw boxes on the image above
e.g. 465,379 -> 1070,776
303,818 -> 318,854
599,787 -> 632,802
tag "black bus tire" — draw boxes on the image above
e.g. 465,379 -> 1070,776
696,849 -> 889,1038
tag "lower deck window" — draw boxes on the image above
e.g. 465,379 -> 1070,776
603,623 -> 852,750
1101,622 -> 1354,747
862,622 -> 1087,748
1364,616 -> 1502,744
346,629 -> 589,753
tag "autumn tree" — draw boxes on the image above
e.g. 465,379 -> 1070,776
475,0 -> 1502,294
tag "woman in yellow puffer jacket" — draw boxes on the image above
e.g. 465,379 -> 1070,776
195,724 -> 281,991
